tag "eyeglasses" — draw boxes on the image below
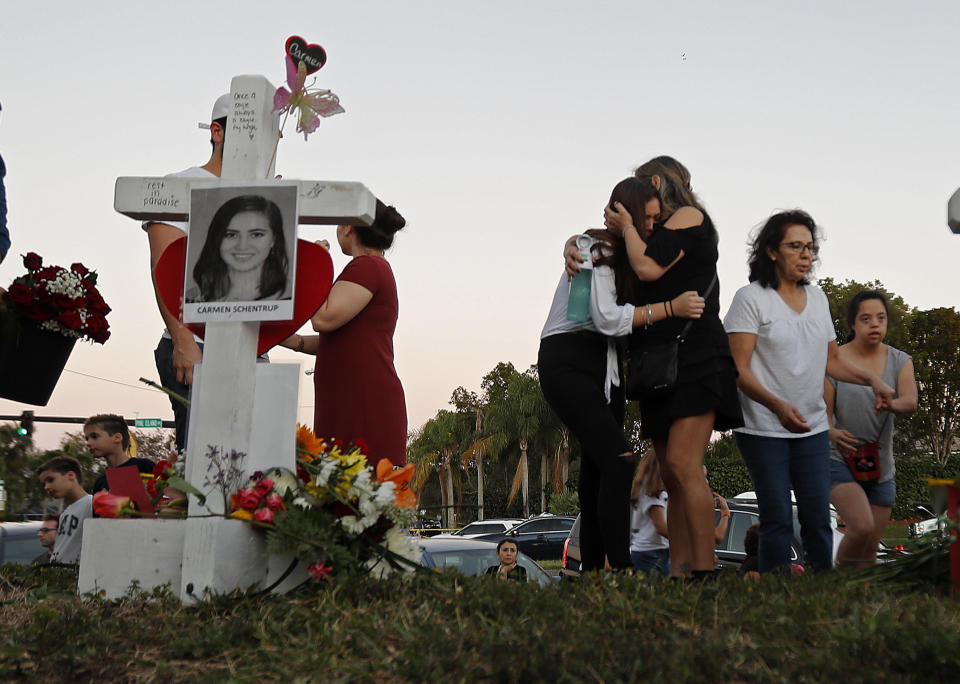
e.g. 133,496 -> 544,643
780,241 -> 819,256
39,527 -> 57,534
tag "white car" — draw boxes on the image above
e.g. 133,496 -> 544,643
433,518 -> 526,539
908,506 -> 946,538
731,492 -> 845,566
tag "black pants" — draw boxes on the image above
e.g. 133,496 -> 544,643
154,336 -> 195,454
154,337 -> 269,454
538,332 -> 634,571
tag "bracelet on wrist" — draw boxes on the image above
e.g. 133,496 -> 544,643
295,335 -> 305,353
663,301 -> 669,318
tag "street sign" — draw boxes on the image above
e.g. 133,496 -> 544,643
134,418 -> 163,428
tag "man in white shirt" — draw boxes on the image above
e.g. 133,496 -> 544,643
145,94 -> 228,452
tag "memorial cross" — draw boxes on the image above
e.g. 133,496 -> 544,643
88,74 -> 376,601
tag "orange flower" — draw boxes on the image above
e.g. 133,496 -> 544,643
376,460 -> 416,509
230,509 -> 254,521
296,424 -> 325,463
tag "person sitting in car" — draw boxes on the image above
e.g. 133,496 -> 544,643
485,538 -> 528,582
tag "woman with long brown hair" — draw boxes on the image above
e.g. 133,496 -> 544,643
539,177 -> 704,572
575,156 -> 743,579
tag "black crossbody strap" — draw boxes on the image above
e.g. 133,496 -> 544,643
676,272 -> 718,343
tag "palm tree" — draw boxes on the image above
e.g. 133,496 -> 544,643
407,410 -> 467,529
485,367 -> 552,518
450,386 -> 492,521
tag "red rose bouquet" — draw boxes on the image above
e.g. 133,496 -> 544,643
2,252 -> 111,343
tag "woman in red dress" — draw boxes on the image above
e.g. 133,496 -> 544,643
285,200 -> 407,468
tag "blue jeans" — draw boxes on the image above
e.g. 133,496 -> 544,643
631,548 -> 669,576
735,431 -> 833,573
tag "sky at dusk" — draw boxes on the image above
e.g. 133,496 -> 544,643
2,1 -> 959,451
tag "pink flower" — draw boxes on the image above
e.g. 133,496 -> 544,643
92,490 -> 134,518
308,562 -> 332,580
234,488 -> 261,511
253,508 -> 275,525
255,477 -> 274,498
265,493 -> 285,511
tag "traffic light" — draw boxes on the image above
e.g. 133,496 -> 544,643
16,410 -> 34,437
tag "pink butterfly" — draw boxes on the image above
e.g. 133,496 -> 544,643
274,56 -> 345,140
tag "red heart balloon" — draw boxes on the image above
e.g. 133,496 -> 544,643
154,237 -> 333,356
285,35 -> 327,74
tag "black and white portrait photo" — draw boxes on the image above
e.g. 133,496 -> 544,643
183,181 -> 299,323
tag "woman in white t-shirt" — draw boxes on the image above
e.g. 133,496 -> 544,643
724,210 -> 894,574
629,452 -> 670,576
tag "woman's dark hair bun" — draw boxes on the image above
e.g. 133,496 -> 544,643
355,199 -> 406,250
377,201 -> 406,234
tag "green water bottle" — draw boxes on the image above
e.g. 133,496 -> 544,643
566,234 -> 594,322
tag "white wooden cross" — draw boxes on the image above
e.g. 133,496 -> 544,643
78,74 -> 375,602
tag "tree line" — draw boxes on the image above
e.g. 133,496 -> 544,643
0,429 -> 173,519
407,278 -> 960,526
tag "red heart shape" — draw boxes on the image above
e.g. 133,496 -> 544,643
155,237 -> 333,356
285,35 -> 327,75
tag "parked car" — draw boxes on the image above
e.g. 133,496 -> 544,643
716,497 -> 869,570
472,515 -> 577,561
562,495 -> 860,578
417,536 -> 556,586
0,521 -> 45,565
560,515 -> 582,579
908,506 -> 946,539
433,518 -> 526,539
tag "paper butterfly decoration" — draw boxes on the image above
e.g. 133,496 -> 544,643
274,55 -> 345,140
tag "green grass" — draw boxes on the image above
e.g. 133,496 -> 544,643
1,562 -> 958,682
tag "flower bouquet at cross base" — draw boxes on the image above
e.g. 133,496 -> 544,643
2,252 -> 111,343
92,455 -> 198,519
229,425 -> 419,580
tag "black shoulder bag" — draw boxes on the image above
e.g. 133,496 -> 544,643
625,274 -> 717,400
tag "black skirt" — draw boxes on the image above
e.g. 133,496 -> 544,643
637,344 -> 743,439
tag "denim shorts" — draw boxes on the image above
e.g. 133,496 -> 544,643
829,458 -> 896,507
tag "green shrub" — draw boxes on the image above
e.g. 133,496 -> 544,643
704,433 -> 753,499
546,488 -> 579,516
2,564 -> 959,681
892,453 -> 960,520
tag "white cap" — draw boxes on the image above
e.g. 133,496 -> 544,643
199,93 -> 231,129
211,93 -> 231,121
